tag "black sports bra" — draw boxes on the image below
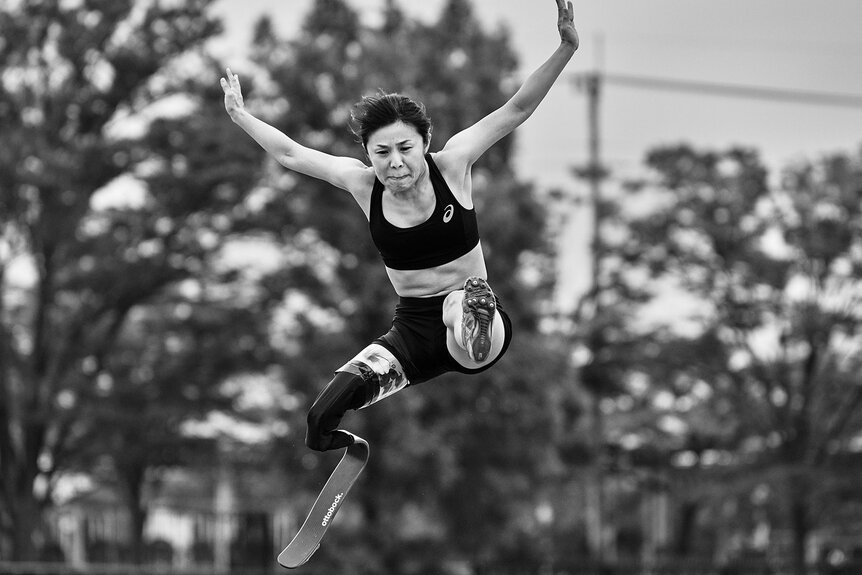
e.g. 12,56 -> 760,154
369,154 -> 479,271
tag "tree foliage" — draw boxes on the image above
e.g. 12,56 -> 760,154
239,0 -> 570,570
0,0 -> 279,560
609,143 -> 862,568
0,0 -> 573,568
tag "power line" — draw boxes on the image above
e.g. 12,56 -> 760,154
573,72 -> 862,109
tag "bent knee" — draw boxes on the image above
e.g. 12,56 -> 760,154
442,290 -> 463,328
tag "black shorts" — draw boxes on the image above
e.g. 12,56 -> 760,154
373,294 -> 513,385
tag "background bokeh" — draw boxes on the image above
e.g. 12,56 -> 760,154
1,1 -> 861,574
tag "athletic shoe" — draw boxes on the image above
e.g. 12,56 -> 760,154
461,276 -> 496,362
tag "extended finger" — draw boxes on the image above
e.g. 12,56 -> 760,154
227,68 -> 241,89
220,78 -> 238,96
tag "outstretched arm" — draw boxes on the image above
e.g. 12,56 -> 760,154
220,68 -> 367,192
441,0 -> 578,166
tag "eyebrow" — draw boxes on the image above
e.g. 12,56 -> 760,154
373,139 -> 414,150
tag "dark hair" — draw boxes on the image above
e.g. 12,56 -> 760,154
350,91 -> 432,148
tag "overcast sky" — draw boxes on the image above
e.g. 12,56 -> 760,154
212,0 -> 862,185
210,0 -> 862,313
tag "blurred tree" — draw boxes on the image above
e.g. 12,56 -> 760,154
0,0 -> 281,561
613,144 -> 862,572
239,0 -> 573,570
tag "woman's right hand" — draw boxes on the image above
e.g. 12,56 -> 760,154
556,0 -> 578,51
220,67 -> 245,118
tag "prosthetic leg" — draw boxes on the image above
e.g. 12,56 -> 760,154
278,344 -> 409,569
277,433 -> 367,568
304,343 -> 410,452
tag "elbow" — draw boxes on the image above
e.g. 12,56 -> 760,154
508,101 -> 534,126
275,147 -> 301,170
276,151 -> 292,168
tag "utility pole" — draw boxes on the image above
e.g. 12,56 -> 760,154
573,68 -> 611,564
578,71 -> 608,307
566,62 -> 862,568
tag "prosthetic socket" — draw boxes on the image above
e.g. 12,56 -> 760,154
337,343 -> 410,408
305,344 -> 409,451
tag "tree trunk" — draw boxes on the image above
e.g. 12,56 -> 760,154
129,503 -> 147,564
9,491 -> 43,561
120,464 -> 147,564
674,500 -> 698,556
790,493 -> 809,575
360,410 -> 388,571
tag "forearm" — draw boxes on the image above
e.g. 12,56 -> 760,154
510,42 -> 576,116
229,108 -> 297,160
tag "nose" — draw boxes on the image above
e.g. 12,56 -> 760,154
389,151 -> 404,168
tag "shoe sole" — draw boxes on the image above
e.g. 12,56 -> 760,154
463,277 -> 496,362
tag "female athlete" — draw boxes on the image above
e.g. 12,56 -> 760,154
221,0 -> 578,452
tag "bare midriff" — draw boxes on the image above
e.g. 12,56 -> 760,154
384,243 -> 487,298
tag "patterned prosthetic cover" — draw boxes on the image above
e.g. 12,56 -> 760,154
336,343 -> 410,408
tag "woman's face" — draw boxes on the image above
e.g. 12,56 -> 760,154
366,121 -> 429,193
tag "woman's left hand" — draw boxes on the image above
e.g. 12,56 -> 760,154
556,0 -> 579,51
220,67 -> 245,119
